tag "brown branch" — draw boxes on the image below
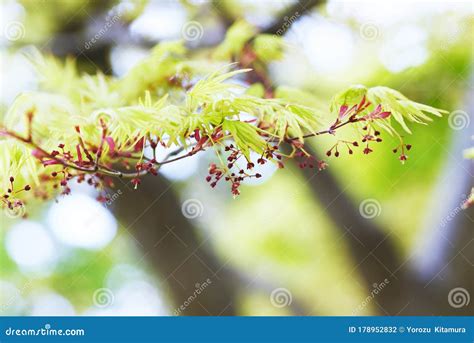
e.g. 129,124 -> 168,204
1,127 -> 202,179
1,129 -> 99,174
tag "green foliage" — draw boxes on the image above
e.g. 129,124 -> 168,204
366,87 -> 447,134
223,120 -> 266,160
0,21 -> 447,207
330,85 -> 447,136
0,140 -> 39,190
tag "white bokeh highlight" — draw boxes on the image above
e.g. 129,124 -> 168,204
47,194 -> 117,250
84,280 -> 168,316
130,2 -> 186,41
0,280 -> 27,314
291,15 -> 354,75
29,292 -> 76,316
5,221 -> 56,273
379,25 -> 428,73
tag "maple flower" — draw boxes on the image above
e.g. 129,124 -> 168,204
361,105 -> 391,121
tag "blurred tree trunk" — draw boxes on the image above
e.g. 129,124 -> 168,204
113,176 -> 237,315
295,150 -> 416,315
411,78 -> 474,316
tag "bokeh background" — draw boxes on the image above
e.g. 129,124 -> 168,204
0,0 -> 472,316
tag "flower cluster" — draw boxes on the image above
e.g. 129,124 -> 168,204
1,95 -> 415,205
0,42 -> 445,210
